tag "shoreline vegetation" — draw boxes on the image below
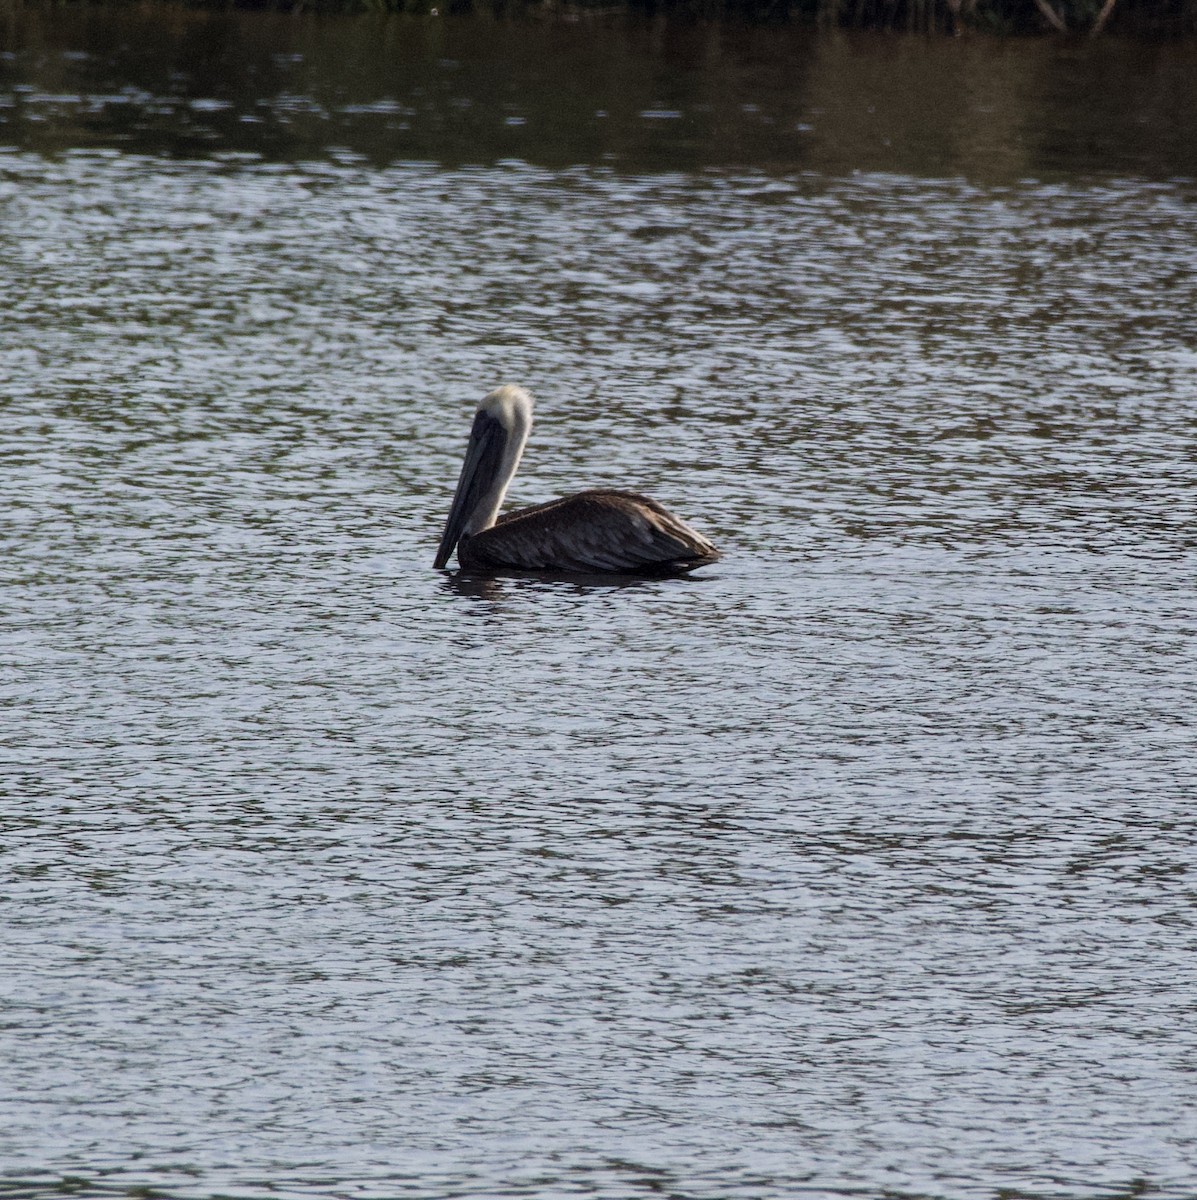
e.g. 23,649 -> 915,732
16,0 -> 1197,35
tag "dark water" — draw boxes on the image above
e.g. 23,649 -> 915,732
3,8 -> 1197,1200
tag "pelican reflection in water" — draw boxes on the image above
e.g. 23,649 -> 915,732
434,385 -> 720,575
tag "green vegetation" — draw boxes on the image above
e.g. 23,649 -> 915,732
161,0 -> 1197,34
18,0 -> 1196,33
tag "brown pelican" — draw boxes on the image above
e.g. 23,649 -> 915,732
434,385 -> 720,575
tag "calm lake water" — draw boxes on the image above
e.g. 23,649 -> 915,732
2,7 -> 1196,1200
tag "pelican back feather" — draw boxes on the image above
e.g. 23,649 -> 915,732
458,489 -> 720,575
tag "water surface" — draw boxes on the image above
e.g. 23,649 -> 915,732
2,10 -> 1196,1200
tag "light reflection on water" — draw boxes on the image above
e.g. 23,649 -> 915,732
2,11 -> 1197,1200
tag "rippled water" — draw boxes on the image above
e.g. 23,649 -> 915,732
3,8 -> 1197,1200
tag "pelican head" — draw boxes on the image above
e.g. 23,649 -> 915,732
434,385 -> 534,569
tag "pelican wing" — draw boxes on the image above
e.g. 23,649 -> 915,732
462,489 -> 719,574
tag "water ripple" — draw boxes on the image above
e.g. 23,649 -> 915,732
1,56 -> 1196,1200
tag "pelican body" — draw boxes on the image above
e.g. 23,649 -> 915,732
434,386 -> 719,575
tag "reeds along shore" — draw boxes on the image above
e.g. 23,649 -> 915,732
16,0 -> 1195,32
166,0 -> 1195,35
650,0 -> 1191,30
